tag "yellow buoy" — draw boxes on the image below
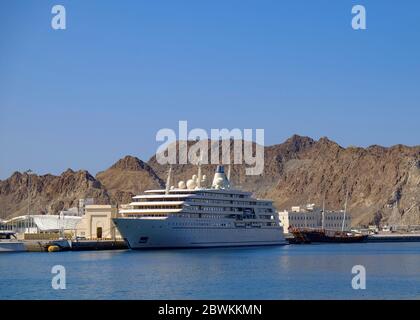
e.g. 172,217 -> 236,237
48,245 -> 61,252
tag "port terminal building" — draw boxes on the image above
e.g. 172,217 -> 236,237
76,205 -> 121,240
0,200 -> 122,240
279,204 -> 351,233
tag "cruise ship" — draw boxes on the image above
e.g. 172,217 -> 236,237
113,165 -> 287,249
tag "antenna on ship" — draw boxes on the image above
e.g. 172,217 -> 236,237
227,164 -> 232,188
342,191 -> 349,232
197,153 -> 203,189
165,165 -> 172,195
322,193 -> 326,230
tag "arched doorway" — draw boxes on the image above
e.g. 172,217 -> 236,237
96,227 -> 103,239
95,222 -> 104,239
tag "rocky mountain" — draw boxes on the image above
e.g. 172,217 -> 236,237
96,156 -> 165,204
263,136 -> 420,226
148,135 -> 420,227
0,169 -> 110,219
1,135 -> 419,227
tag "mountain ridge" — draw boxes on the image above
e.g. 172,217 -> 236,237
1,135 -> 419,227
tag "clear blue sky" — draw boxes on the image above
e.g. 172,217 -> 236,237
0,0 -> 419,179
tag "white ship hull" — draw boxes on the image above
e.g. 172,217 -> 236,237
114,217 -> 287,249
0,241 -> 26,253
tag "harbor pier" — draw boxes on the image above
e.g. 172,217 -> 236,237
22,239 -> 128,252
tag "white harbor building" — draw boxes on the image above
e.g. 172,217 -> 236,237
1,199 -> 122,240
278,204 -> 351,233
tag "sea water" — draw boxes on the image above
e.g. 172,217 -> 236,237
0,242 -> 419,300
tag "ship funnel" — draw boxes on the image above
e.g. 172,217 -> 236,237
212,165 -> 231,189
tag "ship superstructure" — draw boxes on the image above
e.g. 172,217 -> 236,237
113,165 -> 286,249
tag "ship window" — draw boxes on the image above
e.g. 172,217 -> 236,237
139,237 -> 149,244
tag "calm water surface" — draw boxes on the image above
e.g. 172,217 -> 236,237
0,243 -> 419,300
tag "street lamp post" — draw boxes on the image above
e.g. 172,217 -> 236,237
25,169 -> 34,234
